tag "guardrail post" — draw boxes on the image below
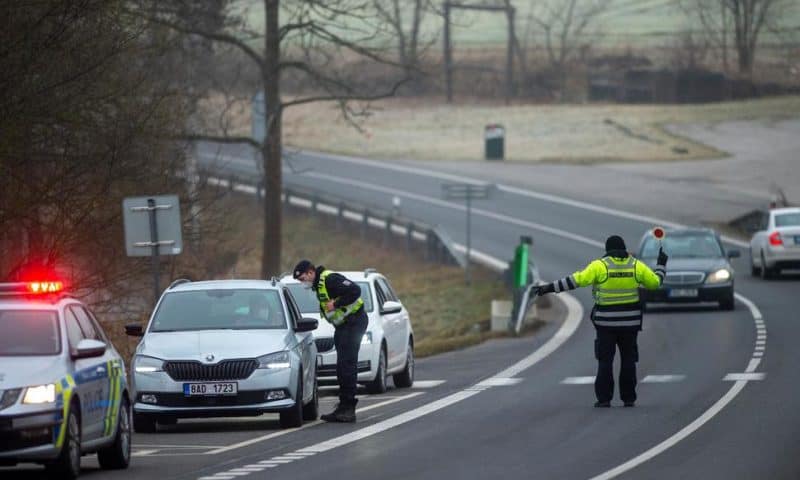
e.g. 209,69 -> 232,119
228,175 -> 235,192
384,216 -> 392,244
406,222 -> 414,252
362,209 -> 370,240
311,194 -> 318,217
337,202 -> 345,229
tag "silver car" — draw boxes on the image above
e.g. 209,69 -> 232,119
750,207 -> 800,278
0,281 -> 131,479
126,279 -> 318,431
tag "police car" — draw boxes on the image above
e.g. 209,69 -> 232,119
0,281 -> 131,479
282,269 -> 414,393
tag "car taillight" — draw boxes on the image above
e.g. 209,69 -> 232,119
27,281 -> 64,294
768,231 -> 783,246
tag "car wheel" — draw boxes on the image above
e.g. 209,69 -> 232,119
98,397 -> 132,469
760,252 -> 774,280
366,345 -> 388,394
392,341 -> 414,388
133,412 -> 156,433
280,373 -> 304,428
302,376 -> 319,421
46,403 -> 81,479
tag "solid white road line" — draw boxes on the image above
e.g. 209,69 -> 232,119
132,449 -> 159,456
476,377 -> 524,387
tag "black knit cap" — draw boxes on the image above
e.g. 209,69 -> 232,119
292,259 -> 314,279
605,235 -> 627,254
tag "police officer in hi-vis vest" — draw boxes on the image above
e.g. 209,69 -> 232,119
533,235 -> 668,407
294,260 -> 368,422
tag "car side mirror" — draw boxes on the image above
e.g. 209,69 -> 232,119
72,339 -> 106,360
296,317 -> 318,332
381,300 -> 402,315
727,250 -> 741,259
125,324 -> 144,337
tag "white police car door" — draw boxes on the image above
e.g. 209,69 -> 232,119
66,305 -> 110,441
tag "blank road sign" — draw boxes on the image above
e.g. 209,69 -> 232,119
122,195 -> 183,257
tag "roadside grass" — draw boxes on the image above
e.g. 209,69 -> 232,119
203,93 -> 800,164
281,96 -> 800,164
226,195 -> 512,358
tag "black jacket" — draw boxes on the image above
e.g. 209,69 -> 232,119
312,266 -> 362,309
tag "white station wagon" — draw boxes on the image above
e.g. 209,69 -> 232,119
749,207 -> 800,278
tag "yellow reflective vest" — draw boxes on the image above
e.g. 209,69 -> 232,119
316,270 -> 364,327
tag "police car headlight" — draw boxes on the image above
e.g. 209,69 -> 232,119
361,332 -> 373,345
23,384 -> 56,404
134,355 -> 164,373
706,269 -> 732,284
257,351 -> 291,370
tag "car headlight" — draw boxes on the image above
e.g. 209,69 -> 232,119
361,332 -> 373,345
23,384 -> 56,404
706,268 -> 732,284
257,351 -> 291,370
134,355 -> 164,373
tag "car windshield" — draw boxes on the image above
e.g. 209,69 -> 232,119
150,289 -> 287,332
0,310 -> 60,356
286,282 -> 373,314
775,213 -> 800,227
640,232 -> 723,259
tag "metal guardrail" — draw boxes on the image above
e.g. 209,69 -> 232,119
197,167 -> 470,268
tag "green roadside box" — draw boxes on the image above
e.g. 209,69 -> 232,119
513,236 -> 532,288
485,124 -> 505,160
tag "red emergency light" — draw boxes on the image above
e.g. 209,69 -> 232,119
27,281 -> 64,294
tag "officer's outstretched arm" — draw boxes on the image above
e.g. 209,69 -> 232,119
535,260 -> 601,295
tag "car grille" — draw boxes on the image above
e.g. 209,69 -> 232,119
315,338 -> 335,353
164,359 -> 258,381
664,271 -> 705,285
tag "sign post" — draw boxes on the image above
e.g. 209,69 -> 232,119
441,183 -> 493,284
123,195 -> 183,303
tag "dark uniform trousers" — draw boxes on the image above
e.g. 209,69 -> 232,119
333,307 -> 369,406
594,329 -> 639,403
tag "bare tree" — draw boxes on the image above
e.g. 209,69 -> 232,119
130,1 -> 409,278
373,0 -> 436,78
526,0 -> 612,72
681,0 -> 789,76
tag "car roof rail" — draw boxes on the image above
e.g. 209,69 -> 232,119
364,268 -> 377,277
167,278 -> 192,290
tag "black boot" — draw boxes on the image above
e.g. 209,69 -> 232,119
321,402 -> 356,423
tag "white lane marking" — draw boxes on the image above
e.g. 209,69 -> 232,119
562,376 -> 596,385
642,375 -> 686,383
132,449 -> 159,456
476,377 -> 523,387
198,477 -> 236,480
589,299 -> 764,480
133,444 -> 224,449
753,352 -> 764,358
256,461 -> 279,466
269,456 -> 299,461
724,373 -> 766,381
412,380 -> 446,388
292,149 -> 749,248
203,392 -> 423,455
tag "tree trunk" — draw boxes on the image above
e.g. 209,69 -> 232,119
261,0 -> 282,278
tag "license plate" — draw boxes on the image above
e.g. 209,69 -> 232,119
669,288 -> 698,298
183,382 -> 238,396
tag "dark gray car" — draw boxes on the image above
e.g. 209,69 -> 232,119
637,228 -> 740,310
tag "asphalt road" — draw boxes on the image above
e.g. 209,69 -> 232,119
7,134 -> 798,479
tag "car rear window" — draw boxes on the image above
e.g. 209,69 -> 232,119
286,282 -> 373,314
0,310 -> 60,355
775,213 -> 800,227
150,289 -> 287,332
640,232 -> 723,259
